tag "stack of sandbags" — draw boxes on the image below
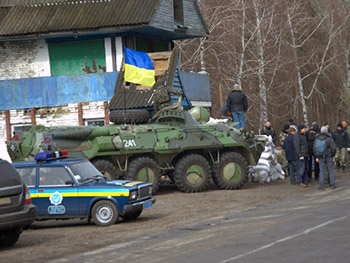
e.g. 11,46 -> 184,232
249,135 -> 285,183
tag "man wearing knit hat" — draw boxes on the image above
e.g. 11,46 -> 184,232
314,126 -> 337,190
226,83 -> 248,129
283,125 -> 298,184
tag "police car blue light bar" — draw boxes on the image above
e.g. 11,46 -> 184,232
34,150 -> 68,161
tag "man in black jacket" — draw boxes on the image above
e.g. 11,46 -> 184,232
283,125 -> 298,185
306,122 -> 320,181
261,121 -> 277,144
226,83 -> 248,129
293,124 -> 310,187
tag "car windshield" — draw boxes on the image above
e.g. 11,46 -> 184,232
69,161 -> 105,183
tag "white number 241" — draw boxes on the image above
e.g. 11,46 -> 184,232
123,139 -> 136,148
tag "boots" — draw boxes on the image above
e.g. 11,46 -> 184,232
342,166 -> 346,173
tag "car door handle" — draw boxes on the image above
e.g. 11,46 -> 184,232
38,189 -> 44,193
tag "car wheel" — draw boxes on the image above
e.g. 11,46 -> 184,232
212,152 -> 248,190
0,228 -> 21,246
91,200 -> 119,226
91,159 -> 120,180
174,154 -> 211,193
125,157 -> 160,194
120,210 -> 142,221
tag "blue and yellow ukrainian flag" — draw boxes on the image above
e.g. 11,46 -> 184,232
124,47 -> 156,87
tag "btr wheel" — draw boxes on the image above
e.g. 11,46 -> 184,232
212,152 -> 248,190
174,154 -> 211,193
91,200 -> 119,226
92,159 -> 120,180
126,157 -> 160,194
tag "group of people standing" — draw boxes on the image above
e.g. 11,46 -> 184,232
282,120 -> 350,190
224,83 -> 348,191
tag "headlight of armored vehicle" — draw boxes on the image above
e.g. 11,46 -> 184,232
129,190 -> 138,200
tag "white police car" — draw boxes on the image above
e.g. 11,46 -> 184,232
12,151 -> 155,226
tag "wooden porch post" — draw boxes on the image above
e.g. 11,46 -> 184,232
5,110 -> 11,141
104,101 -> 109,125
30,107 -> 36,125
78,103 -> 83,126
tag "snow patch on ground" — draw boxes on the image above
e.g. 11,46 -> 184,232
0,141 -> 12,162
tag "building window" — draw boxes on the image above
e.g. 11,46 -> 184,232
49,39 -> 106,76
174,0 -> 184,24
11,124 -> 32,138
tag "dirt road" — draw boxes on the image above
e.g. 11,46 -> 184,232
1,173 -> 346,263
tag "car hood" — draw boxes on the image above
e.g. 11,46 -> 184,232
106,180 -> 148,187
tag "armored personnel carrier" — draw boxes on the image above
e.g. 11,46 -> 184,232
7,107 -> 266,194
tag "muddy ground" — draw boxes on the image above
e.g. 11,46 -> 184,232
2,172 -> 346,263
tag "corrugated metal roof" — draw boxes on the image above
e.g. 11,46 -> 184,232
108,88 -> 155,110
0,0 -> 159,36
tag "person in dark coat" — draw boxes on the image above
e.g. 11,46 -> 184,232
306,122 -> 320,181
226,83 -> 248,129
333,122 -> 350,172
260,121 -> 277,144
283,125 -> 298,185
314,126 -> 337,190
293,124 -> 310,187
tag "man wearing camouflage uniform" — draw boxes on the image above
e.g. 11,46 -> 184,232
154,81 -> 183,111
333,122 -> 349,172
341,120 -> 350,168
152,77 -> 183,121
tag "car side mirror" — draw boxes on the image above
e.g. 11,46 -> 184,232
65,180 -> 74,185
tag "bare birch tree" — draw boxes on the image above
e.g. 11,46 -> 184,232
335,0 -> 350,119
246,0 -> 289,128
176,0 -> 243,110
178,0 -> 350,134
284,0 -> 349,127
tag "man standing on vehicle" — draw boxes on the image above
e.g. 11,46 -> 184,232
314,126 -> 336,190
226,83 -> 248,129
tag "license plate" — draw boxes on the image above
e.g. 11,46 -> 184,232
143,200 -> 153,209
0,197 -> 11,206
